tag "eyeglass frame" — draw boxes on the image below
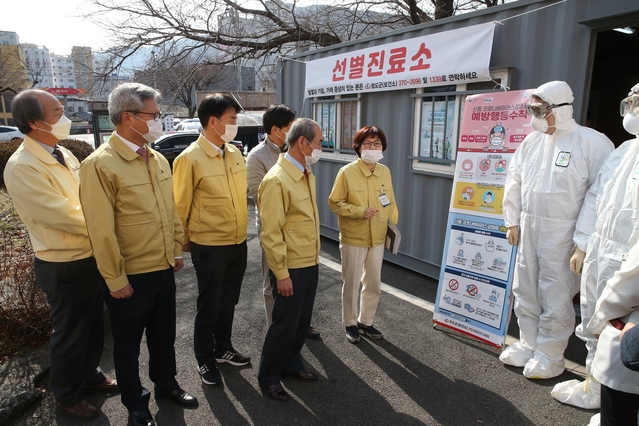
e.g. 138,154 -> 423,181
127,111 -> 163,122
361,141 -> 383,148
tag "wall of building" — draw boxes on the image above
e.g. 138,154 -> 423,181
278,0 -> 639,278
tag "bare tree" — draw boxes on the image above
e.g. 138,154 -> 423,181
89,0 -> 510,77
134,47 -> 230,118
0,45 -> 30,95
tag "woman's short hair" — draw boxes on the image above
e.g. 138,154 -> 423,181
352,126 -> 387,157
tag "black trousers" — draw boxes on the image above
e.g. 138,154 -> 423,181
191,240 -> 247,366
258,264 -> 319,386
34,256 -> 106,407
601,384 -> 639,426
104,268 -> 178,412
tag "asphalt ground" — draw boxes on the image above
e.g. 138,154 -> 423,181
5,202 -> 595,426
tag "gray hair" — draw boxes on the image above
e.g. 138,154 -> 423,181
286,118 -> 319,147
108,83 -> 161,125
12,90 -> 46,134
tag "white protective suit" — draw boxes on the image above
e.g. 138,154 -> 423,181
587,242 -> 639,422
501,81 -> 614,379
552,84 -> 639,409
552,138 -> 639,408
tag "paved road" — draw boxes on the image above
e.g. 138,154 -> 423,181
6,203 -> 596,425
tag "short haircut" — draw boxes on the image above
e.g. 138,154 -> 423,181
286,118 -> 318,147
12,90 -> 46,134
263,104 -> 296,135
108,83 -> 161,125
197,93 -> 241,129
352,126 -> 387,157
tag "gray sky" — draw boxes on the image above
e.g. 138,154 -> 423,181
5,0 -> 120,55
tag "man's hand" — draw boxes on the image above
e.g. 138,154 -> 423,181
363,208 -> 379,220
174,257 -> 184,272
570,247 -> 586,275
277,277 -> 294,297
506,226 -> 520,246
182,243 -> 191,253
111,283 -> 133,299
621,322 -> 636,341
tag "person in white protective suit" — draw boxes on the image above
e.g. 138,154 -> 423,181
500,81 -> 614,379
552,83 -> 639,410
588,245 -> 639,424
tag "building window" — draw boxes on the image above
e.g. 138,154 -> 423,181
68,106 -> 75,112
311,95 -> 360,160
411,69 -> 510,175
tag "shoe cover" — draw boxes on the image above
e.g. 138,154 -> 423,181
499,342 -> 533,367
551,376 -> 601,409
523,352 -> 565,379
587,413 -> 600,426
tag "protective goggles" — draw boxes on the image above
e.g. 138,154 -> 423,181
525,101 -> 571,119
620,94 -> 639,117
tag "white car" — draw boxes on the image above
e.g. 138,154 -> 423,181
175,120 -> 202,132
0,126 -> 24,141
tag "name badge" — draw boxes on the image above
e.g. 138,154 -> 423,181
379,193 -> 390,207
555,151 -> 571,167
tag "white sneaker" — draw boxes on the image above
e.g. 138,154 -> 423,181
499,342 -> 533,367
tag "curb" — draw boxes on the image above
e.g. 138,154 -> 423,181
0,345 -> 50,425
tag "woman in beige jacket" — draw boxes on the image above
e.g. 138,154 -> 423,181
328,126 -> 398,343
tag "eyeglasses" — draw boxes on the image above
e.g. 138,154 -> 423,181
128,111 -> 162,121
362,141 -> 383,148
525,101 -> 571,119
620,94 -> 639,117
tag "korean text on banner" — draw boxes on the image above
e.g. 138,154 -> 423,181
433,89 -> 535,348
304,22 -> 495,98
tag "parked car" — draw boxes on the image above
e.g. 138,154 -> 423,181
0,126 -> 24,141
175,120 -> 203,132
152,132 -> 199,167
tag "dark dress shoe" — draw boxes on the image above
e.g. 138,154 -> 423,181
307,326 -> 321,339
85,376 -> 119,393
129,409 -> 155,426
260,382 -> 290,402
293,370 -> 319,382
155,387 -> 199,407
56,400 -> 99,420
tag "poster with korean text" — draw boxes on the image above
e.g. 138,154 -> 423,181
433,89 -> 534,347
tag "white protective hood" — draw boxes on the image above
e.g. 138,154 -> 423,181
534,81 -> 576,132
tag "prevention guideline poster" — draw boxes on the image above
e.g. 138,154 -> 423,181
433,89 -> 534,347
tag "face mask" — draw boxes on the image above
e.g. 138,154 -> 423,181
214,118 -> 238,143
304,138 -> 322,166
279,129 -> 289,145
360,149 -> 384,164
531,115 -> 555,134
40,115 -> 72,140
131,114 -> 164,143
623,113 -> 639,136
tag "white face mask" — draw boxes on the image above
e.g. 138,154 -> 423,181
360,149 -> 384,164
40,115 -> 72,140
531,115 -> 555,134
130,114 -> 164,143
214,118 -> 238,143
623,113 -> 639,136
304,138 -> 322,166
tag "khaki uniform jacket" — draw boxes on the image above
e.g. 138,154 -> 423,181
172,135 -> 247,246
3,135 -> 92,261
258,155 -> 320,280
328,158 -> 398,247
79,132 -> 183,291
